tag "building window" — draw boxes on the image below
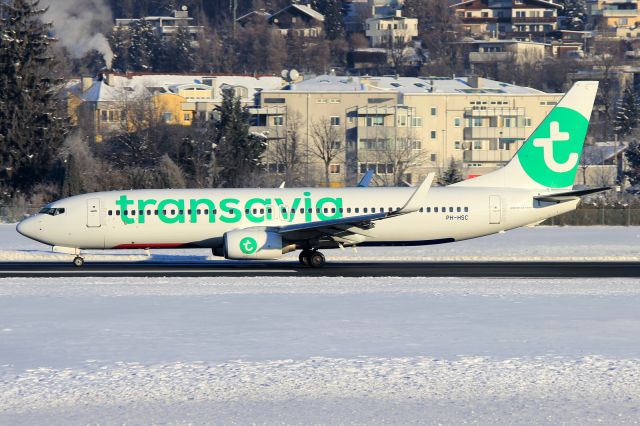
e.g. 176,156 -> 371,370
329,164 -> 341,174
454,117 -> 461,127
430,107 -> 437,116
330,116 -> 341,126
504,117 -> 514,128
273,116 -> 284,126
397,115 -> 407,127
454,140 -> 461,150
162,112 -> 173,123
430,131 -> 436,139
411,117 -> 422,127
525,117 -> 532,127
473,140 -> 484,150
366,116 -> 384,127
264,98 -> 285,104
184,113 -> 191,121
430,154 -> 437,162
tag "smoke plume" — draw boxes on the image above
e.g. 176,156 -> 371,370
41,0 -> 115,69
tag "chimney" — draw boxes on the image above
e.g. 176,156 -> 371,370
81,76 -> 94,93
468,75 -> 480,88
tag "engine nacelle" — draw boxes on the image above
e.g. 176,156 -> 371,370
223,229 -> 283,260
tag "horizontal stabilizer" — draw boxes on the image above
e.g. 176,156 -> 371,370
534,186 -> 611,202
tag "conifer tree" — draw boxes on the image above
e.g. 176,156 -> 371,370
313,0 -> 345,41
438,157 -> 463,185
0,0 -> 69,196
560,0 -> 587,31
61,154 -> 82,197
164,27 -> 196,73
625,141 -> 640,186
615,87 -> 639,138
213,88 -> 266,187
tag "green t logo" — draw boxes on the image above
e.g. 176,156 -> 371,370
518,107 -> 588,188
239,237 -> 258,254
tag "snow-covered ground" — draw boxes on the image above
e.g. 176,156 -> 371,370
1,223 -> 640,262
2,225 -> 640,423
1,277 -> 640,424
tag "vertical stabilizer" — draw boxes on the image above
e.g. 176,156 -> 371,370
453,81 -> 599,190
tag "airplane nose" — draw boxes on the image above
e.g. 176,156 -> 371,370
16,217 -> 40,239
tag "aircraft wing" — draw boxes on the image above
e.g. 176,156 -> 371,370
274,173 -> 434,240
534,186 -> 611,202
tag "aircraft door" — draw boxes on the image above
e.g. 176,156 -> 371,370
489,195 -> 501,224
87,198 -> 101,227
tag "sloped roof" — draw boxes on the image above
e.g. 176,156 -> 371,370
270,3 -> 325,22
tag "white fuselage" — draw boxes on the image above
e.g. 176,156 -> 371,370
17,186 -> 578,252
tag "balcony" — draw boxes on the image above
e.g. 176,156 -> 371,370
601,8 -> 639,16
464,127 -> 527,139
464,107 -> 525,117
461,16 -> 497,23
463,149 -> 516,163
512,16 -> 557,23
469,51 -> 513,63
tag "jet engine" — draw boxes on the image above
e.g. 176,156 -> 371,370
223,229 -> 284,260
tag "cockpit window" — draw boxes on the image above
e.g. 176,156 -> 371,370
39,207 -> 65,216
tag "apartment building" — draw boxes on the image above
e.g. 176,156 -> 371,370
113,7 -> 204,43
589,0 -> 640,29
252,75 -> 562,187
453,0 -> 562,40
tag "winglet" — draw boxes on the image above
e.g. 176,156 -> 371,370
279,181 -> 286,188
358,169 -> 375,187
399,173 -> 434,213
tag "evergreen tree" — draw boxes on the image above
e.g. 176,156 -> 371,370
438,158 -> 463,185
109,29 -> 131,71
0,0 -> 69,196
313,0 -> 345,41
213,88 -> 266,187
625,141 -> 640,186
615,87 -> 639,138
164,27 -> 196,73
127,19 -> 162,71
560,0 -> 587,31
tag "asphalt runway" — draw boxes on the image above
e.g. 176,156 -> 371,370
0,261 -> 639,278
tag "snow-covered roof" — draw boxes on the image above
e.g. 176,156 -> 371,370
75,74 -> 284,103
276,75 -> 548,95
271,4 -> 325,22
582,142 -> 627,164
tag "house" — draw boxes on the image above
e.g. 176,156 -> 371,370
452,38 -> 549,70
68,73 -> 285,142
452,0 -> 562,41
365,10 -> 418,47
577,141 -> 627,186
268,3 -> 325,37
589,0 -> 640,30
113,6 -> 204,44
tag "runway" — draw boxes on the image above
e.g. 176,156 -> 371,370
0,261 -> 639,277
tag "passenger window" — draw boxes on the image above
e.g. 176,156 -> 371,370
339,208 -> 343,213
372,207 -> 376,213
147,210 -> 152,215
449,207 -> 454,212
419,207 -> 424,212
355,208 -> 360,213
331,208 -> 336,213
364,208 -> 368,213
427,207 -> 431,213
116,210 -> 121,216
282,208 -> 287,214
267,208 -> 272,214
162,210 -> 166,215
347,208 -> 352,213
252,209 -> 257,214
123,210 -> 128,216
261,209 -> 265,214
171,210 -> 176,215
245,209 -> 250,214
139,210 -> 144,216
324,208 -> 328,213
464,207 -> 469,212
300,208 -> 304,213
204,209 -> 209,214
179,210 -> 183,215
434,207 -> 438,212
457,207 -> 461,212
316,208 -> 321,213
108,210 -> 113,216
442,207 -> 445,212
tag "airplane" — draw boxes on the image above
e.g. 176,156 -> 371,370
17,81 -> 607,268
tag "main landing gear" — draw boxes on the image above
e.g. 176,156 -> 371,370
72,256 -> 85,267
299,249 -> 326,268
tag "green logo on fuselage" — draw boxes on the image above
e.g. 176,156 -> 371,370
518,107 -> 588,188
239,237 -> 258,254
115,193 -> 343,225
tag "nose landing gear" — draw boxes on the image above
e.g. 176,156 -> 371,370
72,256 -> 85,267
298,249 -> 326,268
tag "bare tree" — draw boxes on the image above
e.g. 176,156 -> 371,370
368,127 -> 430,186
270,112 -> 305,186
310,118 -> 344,187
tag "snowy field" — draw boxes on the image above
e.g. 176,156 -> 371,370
1,223 -> 640,262
2,225 -> 640,423
1,277 -> 640,424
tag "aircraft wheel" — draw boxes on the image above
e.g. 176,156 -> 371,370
73,256 -> 85,267
309,251 -> 326,268
299,249 -> 312,266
